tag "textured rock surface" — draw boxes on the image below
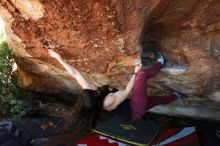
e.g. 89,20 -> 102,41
0,0 -> 159,93
0,0 -> 220,119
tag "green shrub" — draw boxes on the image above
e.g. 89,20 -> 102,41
0,42 -> 33,115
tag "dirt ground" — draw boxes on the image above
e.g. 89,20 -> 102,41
38,112 -> 220,146
1,93 -> 220,146
33,95 -> 220,146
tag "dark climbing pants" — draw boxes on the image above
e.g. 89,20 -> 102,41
114,63 -> 176,120
130,62 -> 176,120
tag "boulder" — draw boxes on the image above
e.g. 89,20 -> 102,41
0,0 -> 220,120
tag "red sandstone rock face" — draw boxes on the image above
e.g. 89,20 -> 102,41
143,0 -> 220,102
0,0 -> 220,108
0,0 -> 159,93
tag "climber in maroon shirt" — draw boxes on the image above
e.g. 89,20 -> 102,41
48,44 -> 182,131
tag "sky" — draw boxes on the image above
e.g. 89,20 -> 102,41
0,17 -> 5,42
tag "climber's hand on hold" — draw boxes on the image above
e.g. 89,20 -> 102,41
48,49 -> 62,60
134,63 -> 142,74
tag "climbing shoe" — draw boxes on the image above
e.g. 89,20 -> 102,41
154,52 -> 166,65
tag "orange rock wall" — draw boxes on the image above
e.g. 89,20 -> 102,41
0,0 -> 219,104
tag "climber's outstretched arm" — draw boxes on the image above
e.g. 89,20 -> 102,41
48,49 -> 96,90
104,63 -> 142,111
